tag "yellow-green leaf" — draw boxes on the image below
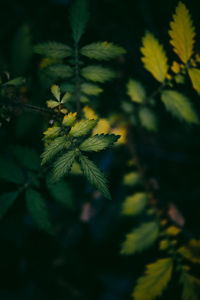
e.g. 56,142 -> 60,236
123,172 -> 141,187
188,68 -> 200,94
133,258 -> 173,300
161,90 -> 199,124
127,79 -> 146,103
180,271 -> 200,300
121,192 -> 148,216
141,32 -> 168,82
169,2 -> 195,63
121,221 -> 159,255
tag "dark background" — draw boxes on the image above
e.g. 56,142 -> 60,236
0,0 -> 200,299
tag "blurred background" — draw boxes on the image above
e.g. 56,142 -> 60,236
0,0 -> 200,299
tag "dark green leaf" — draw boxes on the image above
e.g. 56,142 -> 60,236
0,192 -> 19,221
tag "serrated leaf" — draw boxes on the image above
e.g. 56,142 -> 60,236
78,153 -> 111,199
133,258 -> 173,300
43,126 -> 61,139
81,83 -> 103,96
180,271 -> 200,300
43,64 -> 73,79
0,192 -> 19,221
188,68 -> 200,94
121,221 -> 159,255
169,2 -> 195,63
121,192 -> 148,216
138,107 -> 158,132
34,41 -> 72,59
69,119 -> 97,137
141,32 -> 168,82
127,79 -> 146,103
51,84 -> 60,101
161,90 -> 198,124
62,112 -> 77,127
123,172 -> 141,187
80,42 -> 126,60
41,136 -> 70,165
11,24 -> 32,75
81,65 -> 116,82
178,239 -> 200,264
69,0 -> 89,44
47,180 -> 74,209
51,150 -> 76,182
79,134 -> 119,152
0,158 -> 24,184
13,145 -> 40,171
26,188 -> 53,234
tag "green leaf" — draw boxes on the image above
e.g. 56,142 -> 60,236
161,90 -> 199,124
80,42 -> 126,60
121,192 -> 148,216
0,158 -> 24,184
3,77 -> 26,87
0,192 -> 19,221
46,100 -> 59,108
121,221 -> 159,255
51,150 -> 76,182
34,41 -> 72,59
81,65 -> 116,82
133,258 -> 173,300
41,136 -> 70,165
188,68 -> 200,94
78,153 -> 111,200
81,83 -> 103,96
180,271 -> 200,300
47,180 -> 74,209
69,0 -> 89,44
69,119 -> 97,137
127,79 -> 146,103
26,188 -> 53,234
13,145 -> 41,171
138,107 -> 158,132
123,172 -> 141,187
43,64 -> 73,80
51,84 -> 60,101
11,24 -> 32,75
79,134 -> 119,152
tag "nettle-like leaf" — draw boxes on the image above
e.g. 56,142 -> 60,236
161,90 -> 199,124
43,64 -> 73,80
69,0 -> 89,44
34,41 -> 72,59
0,158 -> 24,184
121,192 -> 148,216
127,79 -> 146,103
141,32 -> 168,82
138,107 -> 158,132
178,239 -> 200,264
169,2 -> 195,63
188,68 -> 200,94
41,136 -> 71,165
0,192 -> 19,221
81,65 -> 116,82
121,221 -> 159,255
80,42 -> 126,60
133,258 -> 173,300
180,270 -> 200,300
47,180 -> 74,209
78,153 -> 111,200
81,83 -> 103,96
79,134 -> 119,152
51,150 -> 76,182
69,119 -> 97,137
26,188 -> 53,234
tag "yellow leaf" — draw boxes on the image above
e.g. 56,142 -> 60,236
133,258 -> 173,300
62,112 -> 77,127
141,32 -> 168,82
92,119 -> 110,135
121,193 -> 148,216
171,61 -> 181,74
166,225 -> 181,236
188,68 -> 200,94
123,172 -> 141,187
169,2 -> 195,63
